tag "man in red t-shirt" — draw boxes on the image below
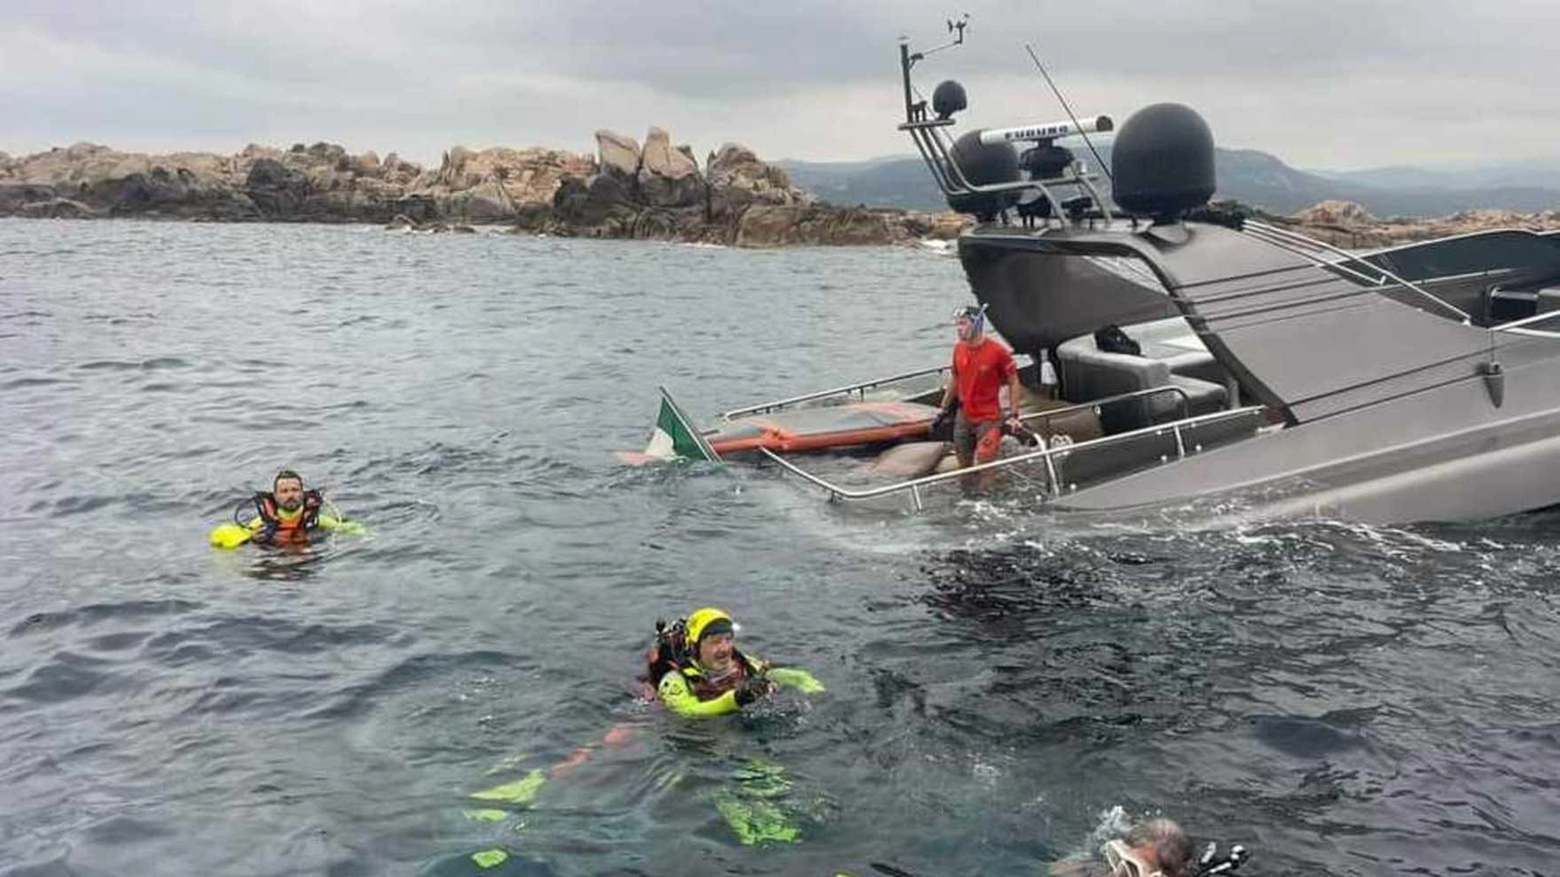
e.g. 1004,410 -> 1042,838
937,304 -> 1024,468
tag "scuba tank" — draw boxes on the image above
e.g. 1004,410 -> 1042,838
646,618 -> 688,686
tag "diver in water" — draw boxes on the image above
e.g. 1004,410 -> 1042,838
1098,818 -> 1195,877
453,607 -> 827,863
934,304 -> 1027,471
1047,817 -> 1248,877
244,469 -> 344,546
838,817 -> 1248,877
647,607 -> 780,717
210,469 -> 360,549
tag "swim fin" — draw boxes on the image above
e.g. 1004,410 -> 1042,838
463,767 -> 547,822
714,790 -> 801,845
468,767 -> 547,805
715,759 -> 803,845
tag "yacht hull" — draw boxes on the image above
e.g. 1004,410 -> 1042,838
1055,342 -> 1560,523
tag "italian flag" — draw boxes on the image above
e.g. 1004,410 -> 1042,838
643,387 -> 720,462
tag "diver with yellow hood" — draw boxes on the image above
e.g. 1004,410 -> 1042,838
440,606 -> 828,871
646,607 -> 823,717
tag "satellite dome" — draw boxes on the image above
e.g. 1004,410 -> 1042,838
1110,103 -> 1215,221
932,80 -> 968,119
945,130 -> 1019,220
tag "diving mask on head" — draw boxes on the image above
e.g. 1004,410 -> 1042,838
1104,839 -> 1162,877
953,303 -> 988,338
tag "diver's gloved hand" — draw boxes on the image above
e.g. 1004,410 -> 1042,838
734,673 -> 774,707
1006,418 -> 1041,447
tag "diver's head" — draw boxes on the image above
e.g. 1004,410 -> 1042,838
686,607 -> 738,676
1106,818 -> 1195,877
273,469 -> 305,512
954,304 -> 987,342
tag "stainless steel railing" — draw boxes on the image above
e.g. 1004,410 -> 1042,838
900,117 -> 1115,226
723,371 -> 1192,426
760,405 -> 1267,511
720,366 -> 950,420
1244,220 -> 1470,322
1016,385 -> 1191,429
1489,309 -> 1560,337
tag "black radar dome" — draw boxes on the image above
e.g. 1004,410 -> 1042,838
932,80 -> 968,119
945,130 -> 1019,220
1110,103 -> 1215,221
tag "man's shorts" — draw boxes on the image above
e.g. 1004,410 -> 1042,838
953,413 -> 1003,464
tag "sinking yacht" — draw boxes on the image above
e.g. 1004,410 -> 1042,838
650,34 -> 1560,524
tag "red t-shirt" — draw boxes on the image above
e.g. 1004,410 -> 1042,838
952,338 -> 1017,422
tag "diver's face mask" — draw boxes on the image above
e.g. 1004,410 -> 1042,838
1104,839 -> 1162,877
953,306 -> 986,341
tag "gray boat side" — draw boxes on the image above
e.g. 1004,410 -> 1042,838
724,29 -> 1560,523
953,217 -> 1560,521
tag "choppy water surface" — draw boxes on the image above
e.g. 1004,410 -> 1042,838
3,219 -> 1558,876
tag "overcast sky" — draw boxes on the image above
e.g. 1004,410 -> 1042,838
4,0 -> 1557,170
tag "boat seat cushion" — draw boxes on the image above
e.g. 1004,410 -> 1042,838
1165,374 -> 1227,417
1058,317 -> 1225,378
1120,316 -> 1226,382
1055,330 -> 1227,433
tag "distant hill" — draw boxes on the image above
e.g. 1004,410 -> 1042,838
780,147 -> 1560,218
778,157 -> 945,211
1311,157 -> 1560,193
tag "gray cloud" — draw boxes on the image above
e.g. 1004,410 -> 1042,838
3,0 -> 1557,169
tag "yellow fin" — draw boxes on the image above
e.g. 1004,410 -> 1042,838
470,849 -> 509,869
469,768 -> 547,805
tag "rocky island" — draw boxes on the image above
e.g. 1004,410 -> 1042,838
1,129 -> 1555,247
0,127 -> 959,247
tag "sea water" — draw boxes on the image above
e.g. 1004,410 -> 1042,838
2,219 -> 1558,875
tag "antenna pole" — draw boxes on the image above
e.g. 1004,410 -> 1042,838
1024,43 -> 1113,184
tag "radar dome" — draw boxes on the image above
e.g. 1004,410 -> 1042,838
1110,103 -> 1215,221
932,80 -> 968,119
945,130 -> 1019,220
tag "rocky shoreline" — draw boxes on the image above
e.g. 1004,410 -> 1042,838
2,132 -> 1555,247
1270,199 -> 1560,248
0,128 -> 961,247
